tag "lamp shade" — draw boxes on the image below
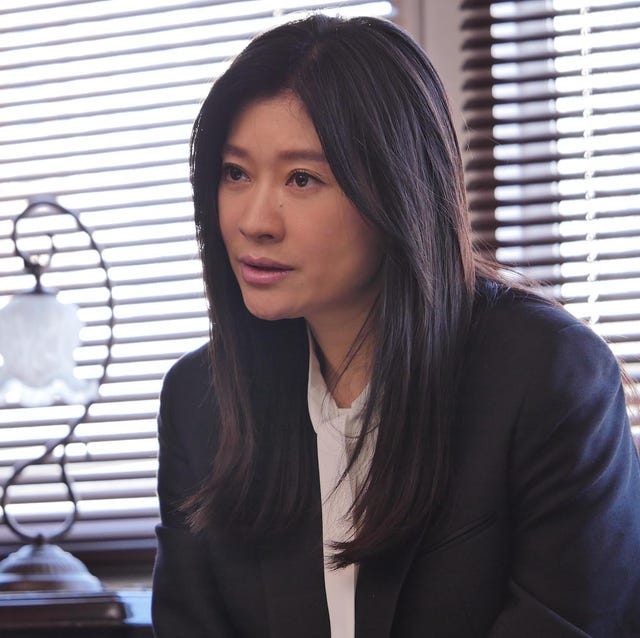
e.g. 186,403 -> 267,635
0,292 -> 97,407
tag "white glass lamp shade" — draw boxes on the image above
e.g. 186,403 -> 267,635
0,293 -> 98,407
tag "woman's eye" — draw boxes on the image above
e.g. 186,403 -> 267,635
223,164 -> 246,181
288,171 -> 315,188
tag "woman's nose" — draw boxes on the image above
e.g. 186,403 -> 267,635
238,184 -> 284,242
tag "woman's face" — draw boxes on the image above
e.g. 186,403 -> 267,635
218,91 -> 383,331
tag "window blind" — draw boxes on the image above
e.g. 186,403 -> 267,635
461,0 -> 640,419
0,0 -> 395,552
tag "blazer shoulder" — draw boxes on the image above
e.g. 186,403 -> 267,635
472,285 -> 614,364
164,342 -> 210,382
158,343 -> 217,453
161,343 -> 211,403
157,344 -> 217,499
466,285 -> 623,432
475,282 -> 576,331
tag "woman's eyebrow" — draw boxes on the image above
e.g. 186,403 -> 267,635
277,149 -> 327,163
222,143 -> 327,164
221,143 -> 248,158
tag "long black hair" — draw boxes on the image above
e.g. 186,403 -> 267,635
187,13 -> 494,565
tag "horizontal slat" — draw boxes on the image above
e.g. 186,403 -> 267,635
0,0 -> 385,36
496,250 -> 640,270
461,0 -> 638,7
1,503 -> 159,526
467,165 -> 640,192
467,123 -> 640,149
0,242 -> 198,274
465,145 -> 640,171
0,440 -> 158,466
464,67 -> 640,94
492,230 -> 640,251
462,76 -> 640,108
0,517 -> 160,546
1,144 -> 190,183
0,292 -> 206,316
4,477 -> 157,504
469,192 -> 640,213
462,20 -> 640,50
467,109 -> 640,140
466,101 -> 640,130
464,38 -> 640,70
0,116 -> 194,151
0,461 -> 157,487
0,127 -> 191,165
461,3 -> 640,29
471,207 -> 640,231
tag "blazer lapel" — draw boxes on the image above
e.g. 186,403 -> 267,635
355,532 -> 424,638
257,407 -> 422,638
258,522 -> 422,638
258,510 -> 330,638
257,432 -> 330,638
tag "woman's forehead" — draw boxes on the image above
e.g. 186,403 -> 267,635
223,92 -> 324,157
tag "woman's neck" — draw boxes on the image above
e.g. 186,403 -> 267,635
308,318 -> 374,409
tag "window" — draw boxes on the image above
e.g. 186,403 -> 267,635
0,0 -> 396,555
461,0 -> 640,421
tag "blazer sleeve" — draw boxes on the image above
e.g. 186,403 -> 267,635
488,319 -> 640,637
151,350 -> 237,638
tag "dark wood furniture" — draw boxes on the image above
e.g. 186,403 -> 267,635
0,589 -> 152,637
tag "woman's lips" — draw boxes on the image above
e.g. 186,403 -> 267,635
239,257 -> 292,285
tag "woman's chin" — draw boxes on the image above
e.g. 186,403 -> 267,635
244,303 -> 298,322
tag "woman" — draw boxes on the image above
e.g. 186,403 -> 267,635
152,14 -> 640,637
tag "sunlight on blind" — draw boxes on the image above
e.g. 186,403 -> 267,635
555,5 -> 640,331
462,1 -> 640,407
0,0 -> 395,548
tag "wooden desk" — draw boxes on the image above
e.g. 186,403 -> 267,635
0,590 -> 152,637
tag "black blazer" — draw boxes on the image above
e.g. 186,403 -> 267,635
152,291 -> 640,637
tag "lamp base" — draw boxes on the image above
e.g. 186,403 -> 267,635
0,542 -> 127,625
0,541 -> 104,593
0,591 -> 128,628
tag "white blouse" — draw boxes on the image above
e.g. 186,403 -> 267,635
307,337 -> 375,638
